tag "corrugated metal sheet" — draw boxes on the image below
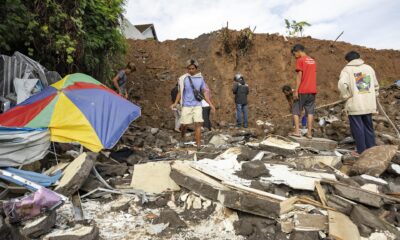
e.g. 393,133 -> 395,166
0,52 -> 60,102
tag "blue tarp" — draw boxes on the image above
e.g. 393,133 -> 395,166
0,167 -> 61,190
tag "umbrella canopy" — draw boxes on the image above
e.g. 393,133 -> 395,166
0,73 -> 140,152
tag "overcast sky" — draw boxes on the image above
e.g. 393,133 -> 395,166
125,0 -> 400,50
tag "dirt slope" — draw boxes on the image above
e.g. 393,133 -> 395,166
125,30 -> 400,128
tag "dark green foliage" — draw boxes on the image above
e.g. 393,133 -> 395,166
0,0 -> 127,82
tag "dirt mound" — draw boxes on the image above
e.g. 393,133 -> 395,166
125,30 -> 400,128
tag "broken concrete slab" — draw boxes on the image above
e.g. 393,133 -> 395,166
326,194 -> 355,215
44,162 -> 69,176
286,155 -> 341,169
289,136 -> 338,151
55,152 -> 96,196
350,205 -> 400,239
43,223 -> 99,240
170,161 -> 229,201
328,210 -> 360,240
131,161 -> 180,194
323,180 -> 399,208
259,137 -> 300,155
293,213 -> 328,231
20,211 -> 56,238
218,189 -> 281,219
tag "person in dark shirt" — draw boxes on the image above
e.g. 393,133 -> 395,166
232,74 -> 249,128
112,62 -> 136,99
282,85 -> 307,130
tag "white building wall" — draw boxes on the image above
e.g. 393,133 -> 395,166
142,28 -> 155,39
122,19 -> 146,40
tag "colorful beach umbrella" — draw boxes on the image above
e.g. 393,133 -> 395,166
0,73 -> 140,152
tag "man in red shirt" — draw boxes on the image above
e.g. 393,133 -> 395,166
290,44 -> 317,139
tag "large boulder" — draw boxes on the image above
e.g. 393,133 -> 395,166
350,145 -> 398,176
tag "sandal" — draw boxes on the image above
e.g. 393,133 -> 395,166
306,134 -> 313,139
350,151 -> 360,157
288,132 -> 301,138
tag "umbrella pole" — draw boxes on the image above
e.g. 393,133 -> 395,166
52,142 -> 58,164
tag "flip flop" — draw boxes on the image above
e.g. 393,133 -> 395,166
288,132 -> 301,138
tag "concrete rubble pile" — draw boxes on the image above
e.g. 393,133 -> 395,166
0,87 -> 399,240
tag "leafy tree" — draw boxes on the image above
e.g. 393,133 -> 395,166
285,19 -> 311,37
0,0 -> 127,82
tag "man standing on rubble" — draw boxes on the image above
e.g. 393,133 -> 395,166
170,59 -> 216,150
112,62 -> 136,99
338,51 -> 379,155
289,44 -> 317,139
233,74 -> 249,128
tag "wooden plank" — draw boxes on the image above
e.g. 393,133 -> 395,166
315,181 -> 327,207
328,210 -> 360,240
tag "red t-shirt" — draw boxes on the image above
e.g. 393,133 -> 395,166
296,56 -> 317,94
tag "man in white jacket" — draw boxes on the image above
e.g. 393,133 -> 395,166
338,51 -> 379,155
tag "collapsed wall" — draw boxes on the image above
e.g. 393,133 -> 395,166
125,30 -> 400,128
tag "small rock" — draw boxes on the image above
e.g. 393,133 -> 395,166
192,196 -> 202,209
153,209 -> 187,229
150,128 -> 159,135
238,160 -> 270,179
110,196 -> 132,212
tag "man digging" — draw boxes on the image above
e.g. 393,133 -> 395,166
170,59 -> 215,150
112,62 -> 136,99
289,44 -> 317,139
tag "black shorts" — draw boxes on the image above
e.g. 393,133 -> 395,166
292,94 -> 316,116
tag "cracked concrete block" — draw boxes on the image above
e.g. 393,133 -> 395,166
170,161 -> 229,201
55,152 -> 96,196
20,211 -> 56,239
218,189 -> 281,219
289,136 -> 338,151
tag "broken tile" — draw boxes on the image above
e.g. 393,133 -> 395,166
259,136 -> 300,155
